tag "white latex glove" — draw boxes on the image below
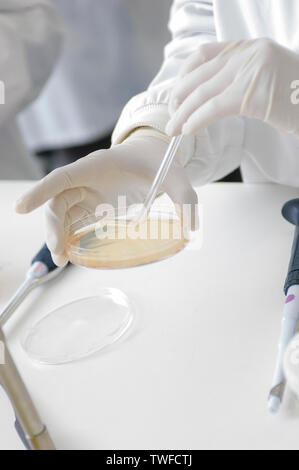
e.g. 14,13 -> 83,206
15,134 -> 197,266
166,39 -> 299,137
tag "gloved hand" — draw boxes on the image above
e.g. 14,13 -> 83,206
15,134 -> 197,266
166,39 -> 299,137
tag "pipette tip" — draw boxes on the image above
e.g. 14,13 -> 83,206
268,395 -> 281,414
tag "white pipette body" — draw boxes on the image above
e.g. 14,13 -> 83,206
268,284 -> 299,413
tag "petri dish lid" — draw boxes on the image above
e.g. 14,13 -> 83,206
22,288 -> 134,365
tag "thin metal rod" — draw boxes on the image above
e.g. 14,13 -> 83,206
0,266 -> 65,328
0,279 -> 34,328
0,328 -> 55,450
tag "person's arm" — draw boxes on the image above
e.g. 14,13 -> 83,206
0,0 -> 63,126
14,1 -> 205,264
112,0 -> 244,185
112,0 -> 216,155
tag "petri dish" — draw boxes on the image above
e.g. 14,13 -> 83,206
65,206 -> 189,269
22,289 -> 134,365
23,204 -> 190,366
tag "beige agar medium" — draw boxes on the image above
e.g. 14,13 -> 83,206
66,213 -> 188,269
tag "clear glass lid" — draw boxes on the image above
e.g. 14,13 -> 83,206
22,289 -> 134,365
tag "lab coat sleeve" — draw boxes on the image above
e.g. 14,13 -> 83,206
112,0 -> 244,184
0,0 -> 64,127
112,1 -> 216,163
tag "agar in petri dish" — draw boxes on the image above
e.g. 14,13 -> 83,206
22,289 -> 134,365
66,209 -> 189,269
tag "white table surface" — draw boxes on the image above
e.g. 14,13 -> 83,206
1,181 -> 299,450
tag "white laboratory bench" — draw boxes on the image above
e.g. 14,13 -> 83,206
1,181 -> 299,450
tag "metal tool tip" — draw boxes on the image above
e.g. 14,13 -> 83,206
268,395 -> 281,414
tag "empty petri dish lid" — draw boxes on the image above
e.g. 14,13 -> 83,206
22,288 -> 134,365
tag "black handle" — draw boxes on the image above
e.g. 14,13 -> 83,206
31,244 -> 57,272
282,200 -> 299,293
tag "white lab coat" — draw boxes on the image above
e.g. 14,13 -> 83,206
0,0 -> 63,179
17,0 -> 172,152
112,0 -> 299,186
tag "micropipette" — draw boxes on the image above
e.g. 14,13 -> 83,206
0,244 -> 67,449
268,199 -> 299,413
0,326 -> 56,450
135,135 -> 183,223
0,244 -> 65,327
